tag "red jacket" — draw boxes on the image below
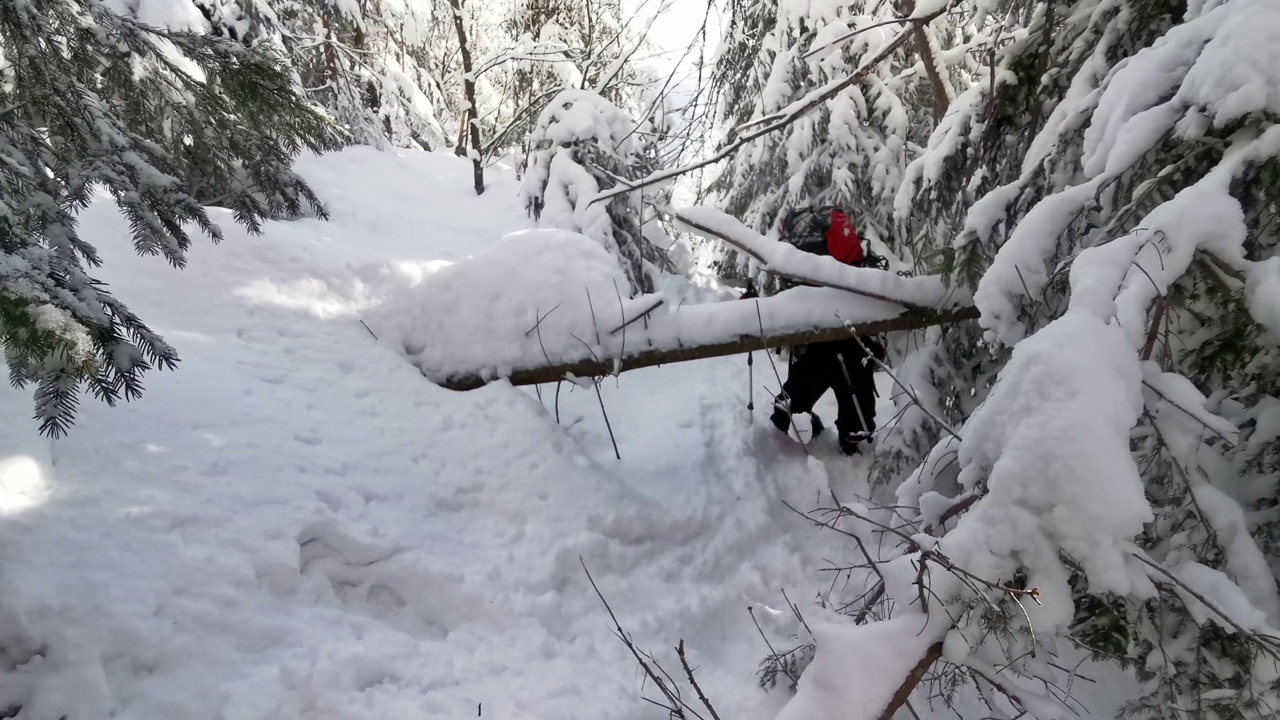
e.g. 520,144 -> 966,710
825,209 -> 864,265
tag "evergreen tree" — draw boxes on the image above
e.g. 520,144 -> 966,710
275,0 -> 451,150
0,0 -> 340,436
707,0 -> 954,284
520,88 -> 674,295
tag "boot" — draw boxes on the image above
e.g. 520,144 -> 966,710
839,431 -> 871,456
770,398 -> 791,434
809,413 -> 825,439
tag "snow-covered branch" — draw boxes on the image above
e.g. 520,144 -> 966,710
587,1 -> 957,205
667,206 -> 964,310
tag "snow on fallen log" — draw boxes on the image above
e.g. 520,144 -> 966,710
365,227 -> 976,391
439,299 -> 979,390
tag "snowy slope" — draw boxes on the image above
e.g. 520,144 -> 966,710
0,147 -> 890,719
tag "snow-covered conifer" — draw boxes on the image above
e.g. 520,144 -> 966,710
521,89 -> 674,294
707,0 -> 953,284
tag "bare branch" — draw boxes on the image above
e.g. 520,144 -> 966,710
677,640 -> 722,720
879,641 -> 945,720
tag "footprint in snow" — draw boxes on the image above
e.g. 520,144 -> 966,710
295,520 -> 489,639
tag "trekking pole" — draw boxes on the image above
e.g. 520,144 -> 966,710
743,278 -> 757,417
836,352 -> 873,439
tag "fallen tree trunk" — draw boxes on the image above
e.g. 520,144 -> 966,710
438,304 -> 978,391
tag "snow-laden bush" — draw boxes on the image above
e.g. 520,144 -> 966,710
521,89 -> 675,295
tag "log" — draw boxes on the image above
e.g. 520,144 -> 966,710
438,304 -> 978,391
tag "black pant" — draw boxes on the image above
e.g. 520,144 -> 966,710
777,339 -> 877,436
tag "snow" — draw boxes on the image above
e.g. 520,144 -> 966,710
1190,484 -> 1280,627
1177,0 -> 1280,126
0,147 -> 896,719
782,309 -> 1155,717
950,312 -> 1153,598
1170,562 -> 1273,633
386,270 -> 920,385
774,614 -> 944,720
1246,256 -> 1280,341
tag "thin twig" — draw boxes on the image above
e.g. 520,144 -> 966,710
581,559 -> 694,719
613,280 -> 627,371
594,381 -> 622,460
524,302 -> 564,337
677,640 -> 722,720
797,16 -> 918,61
609,298 -> 666,335
748,606 -> 798,688
1131,552 -> 1280,650
782,587 -> 814,638
359,319 -> 378,340
586,287 -> 602,345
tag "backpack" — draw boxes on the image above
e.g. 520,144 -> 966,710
779,206 -> 887,269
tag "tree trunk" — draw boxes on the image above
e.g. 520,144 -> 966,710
448,0 -> 486,195
320,12 -> 340,89
903,0 -> 950,121
435,305 -> 978,391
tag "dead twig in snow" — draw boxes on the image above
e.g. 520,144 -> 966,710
609,298 -> 665,335
749,605 -> 799,689
677,640 -> 722,720
524,302 -> 563,337
586,287 -> 602,346
594,381 -> 621,460
756,299 -> 809,452
612,280 -> 627,371
582,559 -> 722,720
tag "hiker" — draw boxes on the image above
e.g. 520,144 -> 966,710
745,206 -> 886,455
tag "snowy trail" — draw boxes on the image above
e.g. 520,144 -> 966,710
0,148 -> 881,719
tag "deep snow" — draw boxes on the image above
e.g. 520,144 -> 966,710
0,147 -> 899,719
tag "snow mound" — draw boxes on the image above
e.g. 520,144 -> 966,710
366,228 -> 634,380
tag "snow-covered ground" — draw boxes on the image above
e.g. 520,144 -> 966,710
0,147 -> 899,719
